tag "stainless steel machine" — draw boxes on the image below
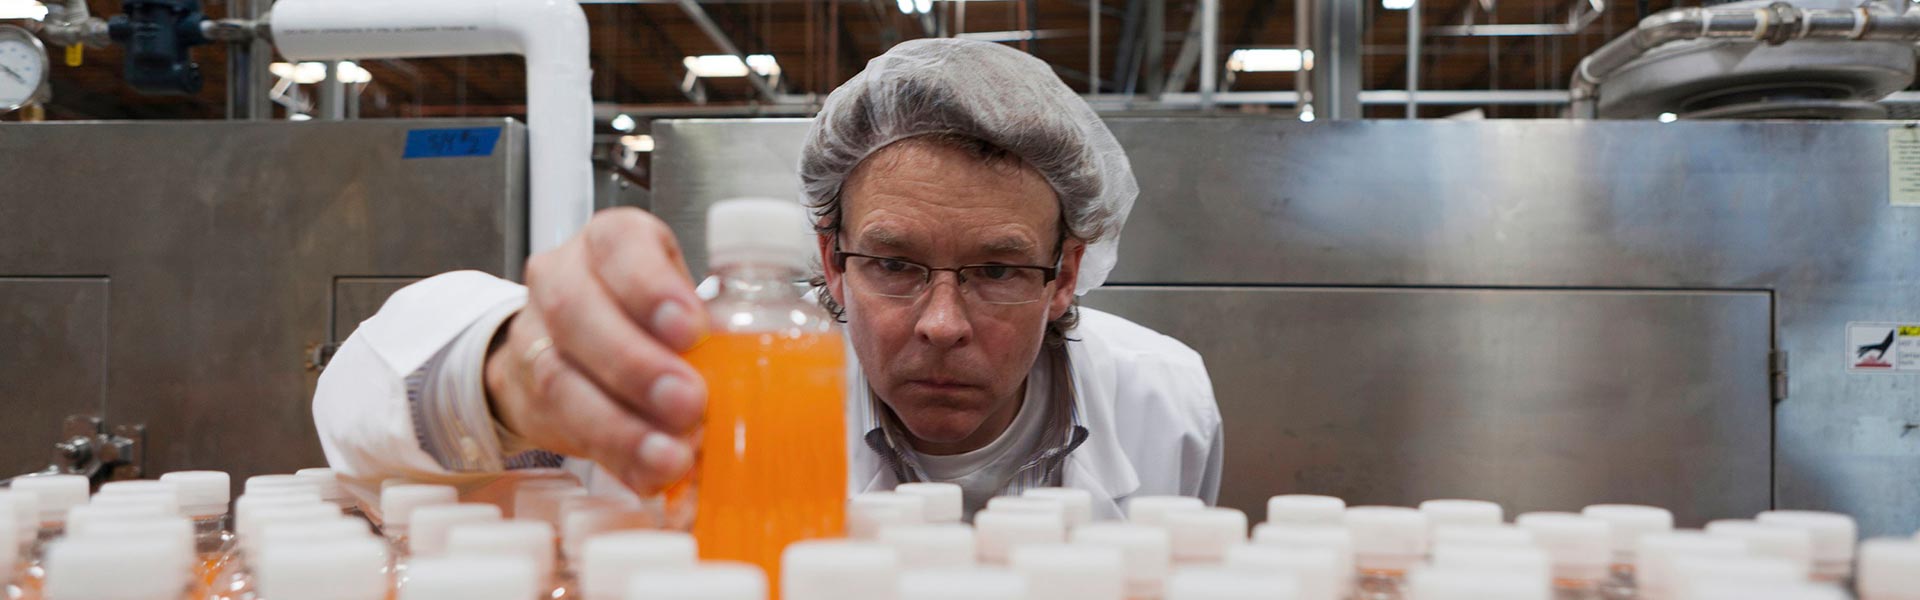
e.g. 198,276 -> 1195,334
651,118 -> 1920,537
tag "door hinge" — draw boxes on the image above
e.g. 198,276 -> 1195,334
1770,350 -> 1789,403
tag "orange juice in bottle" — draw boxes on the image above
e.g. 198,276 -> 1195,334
684,198 -> 847,595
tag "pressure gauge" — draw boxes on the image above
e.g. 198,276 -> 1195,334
0,25 -> 50,114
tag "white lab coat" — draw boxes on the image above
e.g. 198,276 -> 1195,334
312,271 -> 1224,519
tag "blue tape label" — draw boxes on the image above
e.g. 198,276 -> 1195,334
403,127 -> 502,159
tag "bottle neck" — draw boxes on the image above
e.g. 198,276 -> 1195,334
709,262 -> 808,300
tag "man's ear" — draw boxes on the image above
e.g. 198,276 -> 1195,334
1048,239 -> 1087,321
818,233 -> 845,306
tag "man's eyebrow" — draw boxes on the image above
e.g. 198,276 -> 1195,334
856,227 -> 910,250
978,236 -> 1038,256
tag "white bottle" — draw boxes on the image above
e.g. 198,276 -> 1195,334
1667,554 -> 1809,600
1582,504 -> 1673,595
1164,567 -> 1300,600
1346,506 -> 1429,600
984,496 -> 1068,523
1126,496 -> 1206,529
42,535 -> 194,600
1754,511 -> 1856,584
1165,507 -> 1247,566
1516,513 -> 1612,599
1249,525 -> 1356,600
1633,531 -> 1747,600
1704,519 -> 1814,574
897,568 -> 1026,600
160,471 -> 235,558
879,524 -> 977,569
1406,565 -> 1551,600
580,530 -> 699,600
399,556 -> 538,600
1073,523 -> 1172,600
253,537 -> 389,600
1856,538 -> 1920,600
626,561 -> 768,600
406,504 -> 502,558
1430,545 -> 1553,590
849,493 -> 928,540
1432,524 -> 1533,549
376,484 -> 458,557
891,484 -> 964,525
1010,544 -> 1125,600
1419,500 -> 1504,532
446,521 -> 557,592
1223,544 -> 1345,600
780,541 -> 899,600
294,468 -> 362,519
1021,488 -> 1095,529
972,510 -> 1065,565
1266,495 -> 1346,527
10,475 -> 88,543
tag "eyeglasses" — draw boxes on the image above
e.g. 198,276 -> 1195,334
832,247 -> 1061,305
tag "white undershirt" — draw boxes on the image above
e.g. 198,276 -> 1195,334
911,357 -> 1050,519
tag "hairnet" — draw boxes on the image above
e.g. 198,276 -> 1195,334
799,38 -> 1138,296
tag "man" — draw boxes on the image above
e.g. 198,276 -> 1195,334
313,39 -> 1222,520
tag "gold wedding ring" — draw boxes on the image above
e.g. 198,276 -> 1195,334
523,336 -> 556,363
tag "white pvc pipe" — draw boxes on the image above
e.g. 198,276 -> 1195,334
272,0 -> 594,254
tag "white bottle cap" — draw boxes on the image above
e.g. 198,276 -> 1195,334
160,471 -> 231,517
254,537 -> 390,600
1248,524 -> 1354,596
1515,513 -> 1612,582
1266,495 -> 1346,526
294,468 -> 348,503
66,515 -> 195,561
626,561 -> 768,600
850,492 -> 928,540
246,474 -> 322,496
240,503 -> 341,555
1634,530 -> 1750,597
1223,544 -> 1344,600
1669,554 -> 1810,597
1126,495 -> 1207,528
1010,544 -> 1125,600
898,568 -> 1026,600
1165,567 -> 1301,600
89,489 -> 180,516
258,517 -> 376,548
985,496 -> 1069,522
236,491 -> 326,529
782,540 -> 901,600
1705,519 -> 1814,569
1857,538 -> 1920,600
1755,510 -> 1857,577
1433,524 -> 1534,548
1405,565 -> 1552,600
1022,488 -> 1095,529
448,520 -> 557,585
378,484 -> 458,528
1072,523 -> 1172,600
1430,544 -> 1553,586
399,556 -> 539,600
65,503 -> 168,533
880,523 -> 977,568
1344,506 -> 1429,572
973,509 -> 1066,564
11,474 -> 89,524
0,490 -> 38,545
581,530 -> 699,600
1682,580 -> 1849,600
408,503 -> 502,557
562,497 -> 658,563
43,535 -> 193,600
707,198 -> 813,270
1420,500 -> 1504,530
96,480 -> 180,500
1167,507 -> 1248,564
511,480 -> 585,525
893,483 -> 964,524
1581,504 -> 1673,563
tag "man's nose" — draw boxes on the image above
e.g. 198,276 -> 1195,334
914,274 -> 973,349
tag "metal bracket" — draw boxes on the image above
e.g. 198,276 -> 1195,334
1431,0 -> 1607,37
1770,350 -> 1790,402
0,414 -> 146,488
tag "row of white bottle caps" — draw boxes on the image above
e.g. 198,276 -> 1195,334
3,471 -> 1919,600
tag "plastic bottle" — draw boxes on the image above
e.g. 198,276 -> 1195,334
1419,500 -> 1504,532
1406,565 -> 1552,600
1581,504 -> 1673,598
1125,496 -> 1206,530
1516,513 -> 1612,600
848,493 -> 928,540
399,556 -> 538,600
294,469 -> 362,520
972,510 -> 1065,565
1021,488 -> 1095,530
42,534 -> 194,600
1754,511 -> 1856,585
1856,538 -> 1920,600
1222,544 -> 1344,600
891,484 -> 963,525
878,524 -> 976,569
446,521 -> 558,594
625,561 -> 768,600
406,504 -> 503,558
377,484 -> 458,557
1165,507 -> 1247,566
1345,506 -> 1429,600
9,475 -> 88,598
252,536 -> 389,600
579,530 -> 699,600
1633,531 -> 1747,600
159,471 -> 235,587
1703,519 -> 1813,575
779,541 -> 898,600
1009,544 -> 1124,600
685,198 -> 848,589
897,568 -> 1026,600
1072,523 -> 1172,600
1163,568 -> 1300,600
1266,495 -> 1346,527
1247,524 -> 1355,600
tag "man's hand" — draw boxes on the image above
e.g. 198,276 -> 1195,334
485,207 -> 709,493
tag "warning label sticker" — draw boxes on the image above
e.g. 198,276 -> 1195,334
1846,322 -> 1920,372
1887,128 -> 1920,206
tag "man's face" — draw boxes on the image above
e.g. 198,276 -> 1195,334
819,139 -> 1084,454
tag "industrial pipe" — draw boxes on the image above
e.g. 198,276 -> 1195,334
1571,1 -> 1920,118
271,0 -> 594,253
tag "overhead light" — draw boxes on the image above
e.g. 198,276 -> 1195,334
269,61 -> 372,85
1228,49 -> 1313,73
620,134 -> 654,153
1382,0 -> 1416,10
682,54 -> 781,78
289,113 -> 312,122
896,0 -> 912,14
913,0 -> 933,13
1658,112 -> 1679,123
611,114 -> 636,132
1299,105 -> 1315,123
0,0 -> 48,20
